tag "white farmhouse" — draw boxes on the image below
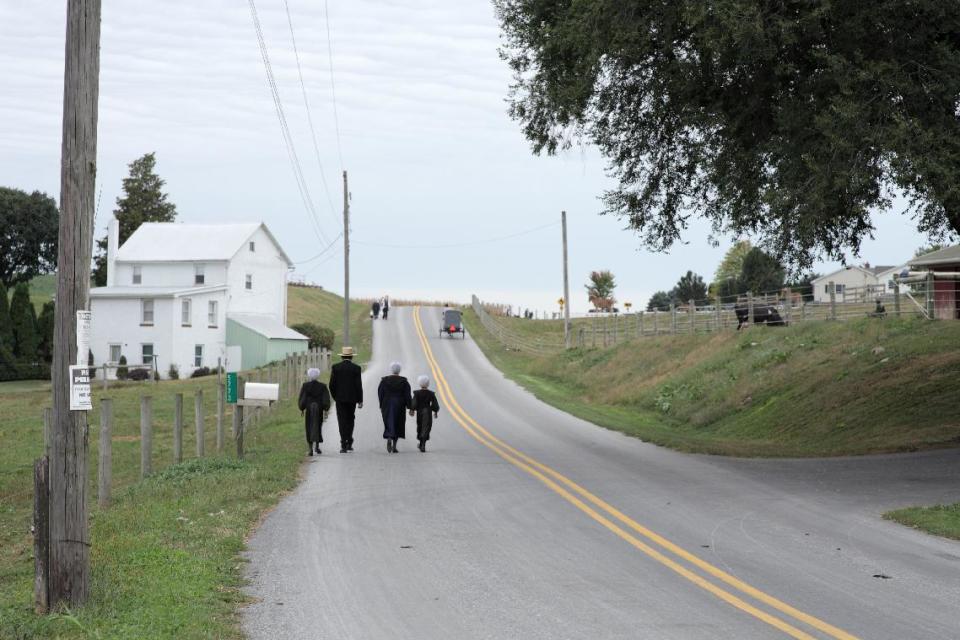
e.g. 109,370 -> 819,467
90,219 -> 308,378
810,264 -> 905,302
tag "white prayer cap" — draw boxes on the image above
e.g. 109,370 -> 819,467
390,361 -> 402,375
307,368 -> 320,380
417,375 -> 430,388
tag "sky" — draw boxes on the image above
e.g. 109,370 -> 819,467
0,0 -> 934,315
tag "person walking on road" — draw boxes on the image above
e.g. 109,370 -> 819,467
298,367 -> 331,456
382,296 -> 390,320
378,361 -> 411,453
371,299 -> 381,319
410,375 -> 440,452
329,346 -> 363,453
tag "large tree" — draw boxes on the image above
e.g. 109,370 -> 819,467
585,270 -> 616,310
9,283 -> 38,360
646,290 -> 673,312
0,187 -> 59,287
93,152 -> 177,286
37,300 -> 56,363
495,1 -> 960,269
0,284 -> 13,351
740,247 -> 786,295
672,271 -> 708,305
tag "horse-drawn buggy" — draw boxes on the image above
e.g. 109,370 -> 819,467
440,308 -> 466,339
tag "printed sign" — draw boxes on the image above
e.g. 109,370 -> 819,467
76,310 -> 92,366
226,372 -> 238,404
69,365 -> 92,411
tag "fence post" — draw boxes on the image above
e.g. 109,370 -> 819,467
173,393 -> 183,464
33,455 -> 49,614
688,299 -> 695,334
653,310 -> 659,334
236,375 -> 246,459
43,407 -> 52,454
828,282 -> 837,320
578,327 -> 585,348
217,383 -> 225,452
714,301 -> 722,331
747,291 -> 755,325
612,313 -> 618,344
101,363 -> 107,392
670,303 -> 677,334
926,272 -> 935,319
195,390 -> 204,457
140,395 -> 152,478
98,399 -> 112,509
592,316 -> 596,347
784,293 -> 792,326
893,282 -> 901,316
801,300 -> 807,322
639,311 -> 645,336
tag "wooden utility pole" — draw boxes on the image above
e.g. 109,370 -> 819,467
342,170 -> 350,348
47,0 -> 101,609
561,211 -> 571,349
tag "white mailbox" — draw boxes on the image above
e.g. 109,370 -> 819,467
241,382 -> 279,406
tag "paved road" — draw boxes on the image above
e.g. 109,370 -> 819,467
243,307 -> 960,640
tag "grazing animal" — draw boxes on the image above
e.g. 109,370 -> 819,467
734,302 -> 786,330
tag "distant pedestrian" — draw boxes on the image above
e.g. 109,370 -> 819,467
298,367 -> 331,456
382,296 -> 390,320
378,361 -> 411,453
329,346 -> 363,453
372,300 -> 381,319
410,375 -> 440,452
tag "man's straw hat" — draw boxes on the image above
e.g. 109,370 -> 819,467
340,346 -> 355,358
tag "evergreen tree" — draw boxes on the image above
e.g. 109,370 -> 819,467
9,283 -> 38,360
0,284 -> 13,352
93,152 -> 178,286
739,248 -> 786,295
671,271 -> 708,305
37,301 -> 55,363
646,291 -> 673,312
0,187 -> 59,287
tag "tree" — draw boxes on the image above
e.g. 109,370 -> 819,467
585,270 -> 616,310
9,283 -> 38,360
37,301 -> 55,363
646,290 -> 673,312
291,323 -> 335,350
0,187 -> 59,287
739,248 -> 786,295
0,284 -> 13,352
495,1 -> 960,270
671,271 -> 708,305
93,152 -> 178,286
914,244 -> 946,258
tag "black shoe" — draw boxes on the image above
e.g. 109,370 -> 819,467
340,447 -> 347,453
308,449 -> 313,457
419,441 -> 425,452
315,445 -> 322,454
347,443 -> 354,451
386,440 -> 392,453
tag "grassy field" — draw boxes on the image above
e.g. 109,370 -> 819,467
27,274 -> 56,312
884,504 -> 960,541
465,309 -> 960,457
287,285 -> 373,363
0,287 -> 370,639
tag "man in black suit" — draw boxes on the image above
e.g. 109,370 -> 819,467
329,346 -> 363,453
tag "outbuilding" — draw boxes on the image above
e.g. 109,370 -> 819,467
907,245 -> 960,320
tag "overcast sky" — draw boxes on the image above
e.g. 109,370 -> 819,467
0,0 -> 932,314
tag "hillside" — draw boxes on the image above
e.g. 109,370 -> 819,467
465,310 -> 960,457
286,285 -> 373,364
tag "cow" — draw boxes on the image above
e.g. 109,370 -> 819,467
734,302 -> 786,330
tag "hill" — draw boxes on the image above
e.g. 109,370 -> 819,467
465,310 -> 960,457
286,285 -> 372,363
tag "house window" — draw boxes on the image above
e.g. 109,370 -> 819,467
195,264 -> 205,285
835,284 -> 845,294
141,343 -> 154,366
109,344 -> 122,363
249,241 -> 255,252
208,300 -> 218,327
245,274 -> 253,290
181,298 -> 192,326
132,265 -> 142,285
194,345 -> 204,367
141,299 -> 154,325
825,285 -> 830,294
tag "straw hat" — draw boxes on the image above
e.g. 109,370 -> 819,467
340,346 -> 355,358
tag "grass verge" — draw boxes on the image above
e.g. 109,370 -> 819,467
884,504 -> 960,541
465,309 -> 960,457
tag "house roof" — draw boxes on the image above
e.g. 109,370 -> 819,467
865,265 -> 895,275
909,244 -> 960,267
811,266 -> 875,283
227,313 -> 308,341
114,222 -> 293,266
90,285 -> 228,299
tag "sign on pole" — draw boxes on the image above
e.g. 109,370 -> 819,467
225,346 -> 241,405
69,365 -> 92,411
75,310 -> 91,366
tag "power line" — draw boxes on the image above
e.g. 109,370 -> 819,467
353,220 -> 561,249
300,242 -> 343,279
323,0 -> 345,170
247,0 -> 330,245
293,231 -> 343,264
282,0 -> 339,229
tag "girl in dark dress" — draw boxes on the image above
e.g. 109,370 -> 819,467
411,375 -> 440,452
378,361 -> 411,453
298,367 -> 331,456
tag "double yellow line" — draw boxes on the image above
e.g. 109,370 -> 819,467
412,307 -> 858,640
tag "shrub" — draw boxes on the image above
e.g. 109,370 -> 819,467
291,322 -> 335,350
128,368 -> 150,381
116,355 -> 128,380
190,366 -> 212,378
168,364 -> 180,380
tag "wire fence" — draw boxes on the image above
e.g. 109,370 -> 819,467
473,276 -> 942,354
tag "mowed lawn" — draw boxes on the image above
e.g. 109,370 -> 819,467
0,287 -> 372,639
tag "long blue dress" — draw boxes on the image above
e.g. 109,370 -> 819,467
378,375 -> 411,439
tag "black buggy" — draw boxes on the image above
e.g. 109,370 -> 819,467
440,308 -> 466,339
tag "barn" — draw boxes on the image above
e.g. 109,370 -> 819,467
907,245 -> 960,320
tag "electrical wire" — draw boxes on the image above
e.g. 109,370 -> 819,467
293,232 -> 343,265
323,0 -> 345,170
299,242 -> 343,279
353,220 -> 560,250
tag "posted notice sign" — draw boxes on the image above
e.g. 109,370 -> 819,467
69,365 -> 92,411
76,310 -> 92,366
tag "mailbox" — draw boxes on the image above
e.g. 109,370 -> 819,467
244,382 -> 279,402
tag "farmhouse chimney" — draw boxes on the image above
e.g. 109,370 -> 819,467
106,215 -> 119,286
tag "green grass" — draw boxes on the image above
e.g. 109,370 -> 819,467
287,285 -> 373,364
465,309 -> 960,457
884,504 -> 960,541
0,286 -> 370,638
27,274 -> 56,312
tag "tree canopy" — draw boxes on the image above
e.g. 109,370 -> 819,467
585,270 -> 616,310
495,1 -> 960,269
9,283 -> 38,361
94,152 -> 178,286
672,270 -> 708,305
646,290 -> 673,312
740,247 -> 786,295
0,187 -> 59,288
0,284 -> 13,352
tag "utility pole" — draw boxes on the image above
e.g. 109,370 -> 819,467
562,211 -> 571,349
47,0 -> 102,609
342,170 -> 350,348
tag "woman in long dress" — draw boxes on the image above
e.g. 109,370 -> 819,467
298,367 -> 331,456
378,361 -> 411,453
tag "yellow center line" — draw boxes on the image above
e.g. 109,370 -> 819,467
412,307 -> 859,640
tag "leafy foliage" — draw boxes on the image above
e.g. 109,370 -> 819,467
36,301 -> 55,363
168,364 -> 180,380
495,1 -> 960,268
672,271 -> 708,305
291,323 -> 335,350
739,248 -> 786,295
9,284 -> 38,361
646,290 -> 673,312
93,153 -> 178,286
0,187 -> 58,287
0,285 -> 13,353
585,270 -> 616,310
116,354 -> 129,380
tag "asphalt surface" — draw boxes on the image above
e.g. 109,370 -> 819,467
243,307 -> 960,640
